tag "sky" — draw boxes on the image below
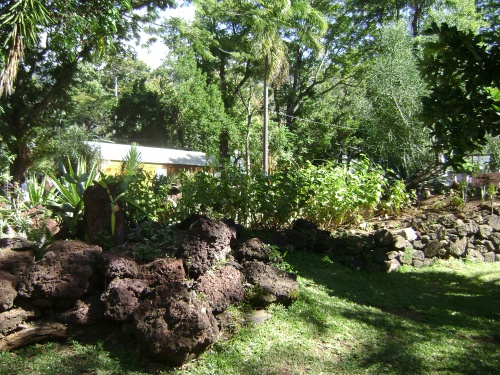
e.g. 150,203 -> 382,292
135,6 -> 196,69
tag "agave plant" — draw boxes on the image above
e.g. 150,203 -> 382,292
49,158 -> 99,236
23,173 -> 55,208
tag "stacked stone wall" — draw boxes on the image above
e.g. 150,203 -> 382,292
328,209 -> 500,272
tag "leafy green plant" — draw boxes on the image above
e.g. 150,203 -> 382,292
94,174 -> 133,237
265,244 -> 294,272
402,246 -> 414,264
458,180 -> 469,204
1,208 -> 29,237
449,190 -> 465,211
172,156 -> 387,230
453,160 -> 481,175
26,207 -> 56,255
298,156 -> 386,228
119,171 -> 176,224
383,179 -> 412,215
92,231 -> 115,252
132,244 -> 165,263
0,145 -> 14,185
24,174 -> 55,208
131,222 -> 177,262
120,143 -> 143,177
431,199 -> 447,211
49,158 -> 98,236
486,183 -> 497,214
0,215 -> 10,238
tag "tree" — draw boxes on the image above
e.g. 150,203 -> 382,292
360,21 -> 433,178
153,52 -> 227,154
159,1 -> 326,171
477,0 -> 500,32
245,0 -> 326,174
0,1 -> 174,182
272,0 -> 374,162
346,0 -> 479,36
0,0 -> 50,96
419,22 -> 500,166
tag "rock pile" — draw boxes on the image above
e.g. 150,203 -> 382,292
0,217 -> 298,365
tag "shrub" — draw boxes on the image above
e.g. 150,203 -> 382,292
172,156 -> 387,230
382,179 -> 413,215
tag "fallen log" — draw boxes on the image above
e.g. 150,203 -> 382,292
0,323 -> 67,351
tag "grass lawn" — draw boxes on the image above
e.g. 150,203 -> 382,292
1,251 -> 499,375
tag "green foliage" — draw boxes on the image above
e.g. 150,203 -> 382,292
449,191 -> 466,211
383,179 -> 413,215
131,244 -> 165,263
0,140 -> 14,184
0,203 -> 29,239
120,143 -> 143,177
97,170 -> 177,228
24,174 -> 55,208
157,52 -> 228,154
28,124 -> 98,177
49,158 -> 98,236
484,133 -> 500,172
0,198 -> 54,251
94,175 -> 132,237
0,174 -> 55,249
265,244 -> 294,272
300,157 -> 386,228
486,182 -> 497,214
0,1 -> 172,181
0,0 -> 50,96
420,22 -> 500,166
402,246 -> 414,264
173,156 -> 386,229
131,222 -> 177,262
452,159 -> 481,175
359,21 -> 433,178
173,164 -> 309,228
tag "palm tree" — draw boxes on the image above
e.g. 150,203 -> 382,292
249,1 -> 289,175
246,0 -> 326,175
0,0 -> 50,96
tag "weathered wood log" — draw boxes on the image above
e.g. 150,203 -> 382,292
0,323 -> 67,351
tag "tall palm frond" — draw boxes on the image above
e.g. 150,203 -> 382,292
0,0 -> 50,96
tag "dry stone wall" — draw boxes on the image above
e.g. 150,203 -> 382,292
327,209 -> 500,272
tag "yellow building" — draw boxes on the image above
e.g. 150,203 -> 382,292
87,141 -> 207,176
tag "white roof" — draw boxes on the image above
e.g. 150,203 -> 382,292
87,142 -> 207,167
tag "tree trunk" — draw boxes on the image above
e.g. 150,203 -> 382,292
10,142 -> 30,183
246,107 -> 252,174
0,323 -> 67,351
263,55 -> 269,176
219,129 -> 229,162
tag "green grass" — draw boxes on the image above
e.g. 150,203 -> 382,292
1,252 -> 499,375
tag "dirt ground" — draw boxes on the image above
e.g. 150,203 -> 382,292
409,194 -> 489,217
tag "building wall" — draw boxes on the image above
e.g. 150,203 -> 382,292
470,173 -> 500,187
100,161 -> 203,176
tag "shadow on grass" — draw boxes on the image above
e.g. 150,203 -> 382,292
285,250 -> 500,375
0,326 -> 174,375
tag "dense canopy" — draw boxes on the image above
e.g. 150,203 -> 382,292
0,0 -> 498,181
